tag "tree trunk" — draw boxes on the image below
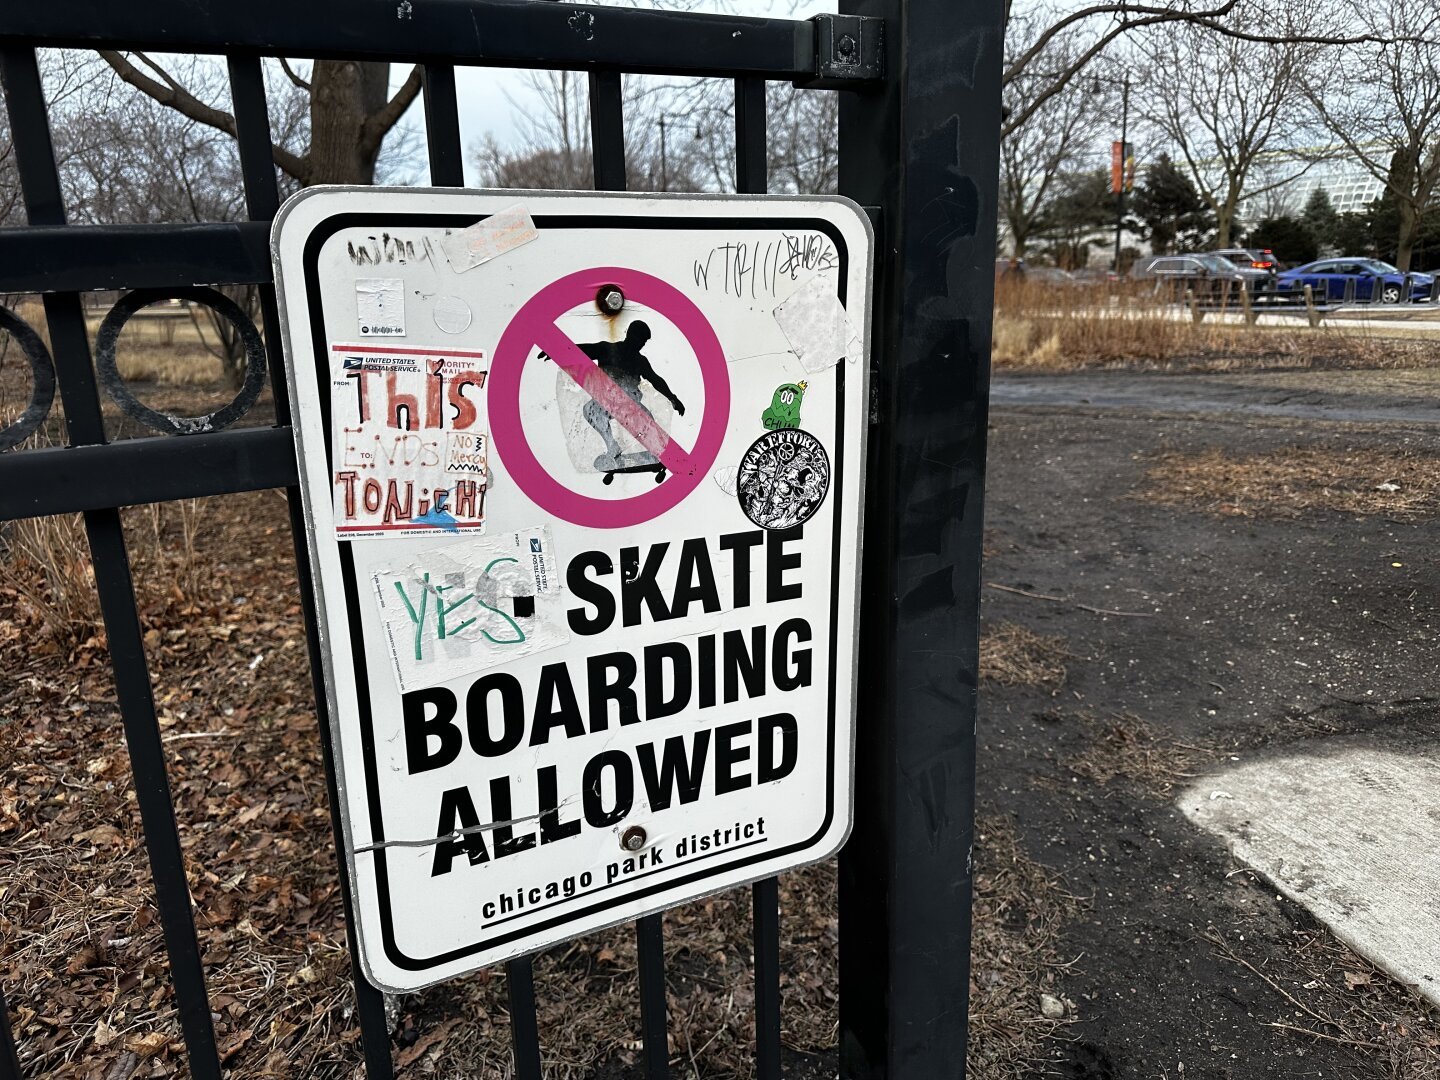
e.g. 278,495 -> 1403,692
1215,187 -> 1239,249
1394,200 -> 1417,273
307,61 -> 391,185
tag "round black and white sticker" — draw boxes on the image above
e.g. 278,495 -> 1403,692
736,428 -> 831,530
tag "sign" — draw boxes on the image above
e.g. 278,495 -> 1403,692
1110,140 -> 1135,194
272,189 -> 872,991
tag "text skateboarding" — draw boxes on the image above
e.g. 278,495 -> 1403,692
396,527 -> 811,884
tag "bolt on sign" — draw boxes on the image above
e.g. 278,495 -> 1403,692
272,189 -> 872,991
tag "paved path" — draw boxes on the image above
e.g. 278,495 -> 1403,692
1181,748 -> 1440,1007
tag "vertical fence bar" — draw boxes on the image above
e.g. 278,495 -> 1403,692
0,986 -> 20,1080
636,915 -> 670,1079
751,877 -> 782,1079
734,77 -> 767,196
422,63 -> 466,186
734,71 -> 783,1080
836,0 -> 1004,1074
588,71 -> 627,192
224,52 -> 398,1080
0,45 -> 224,1080
505,958 -> 543,1080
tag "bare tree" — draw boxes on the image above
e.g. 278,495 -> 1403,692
1000,0 -> 1434,142
1135,0 -> 1319,247
473,69 -> 835,196
1000,18 -> 1107,258
1303,8 -> 1440,270
46,56 -> 310,386
97,52 -> 419,186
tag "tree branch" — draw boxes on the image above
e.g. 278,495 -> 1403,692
98,50 -> 308,182
359,64 -> 423,162
279,57 -> 311,93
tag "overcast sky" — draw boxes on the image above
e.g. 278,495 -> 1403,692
390,0 -> 837,182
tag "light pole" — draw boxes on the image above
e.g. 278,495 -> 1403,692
1114,73 -> 1130,275
1094,73 -> 1133,273
656,115 -> 701,192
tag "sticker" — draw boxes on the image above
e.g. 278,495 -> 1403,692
761,381 -> 806,430
439,205 -> 539,273
356,278 -> 405,336
712,464 -> 739,497
369,528 -> 570,693
329,345 -> 489,539
736,429 -> 831,530
433,294 -> 473,335
552,348 -> 677,476
773,276 -> 855,373
444,432 -> 488,478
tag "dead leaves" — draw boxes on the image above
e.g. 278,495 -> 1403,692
1140,447 -> 1440,520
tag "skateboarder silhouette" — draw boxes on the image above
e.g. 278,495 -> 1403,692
569,321 -> 687,482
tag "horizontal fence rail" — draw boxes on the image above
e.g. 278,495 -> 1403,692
0,221 -> 273,294
0,0 -> 883,82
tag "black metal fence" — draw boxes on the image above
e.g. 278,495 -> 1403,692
0,1 -> 1002,1076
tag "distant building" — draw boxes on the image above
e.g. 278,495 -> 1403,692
1235,145 -> 1389,221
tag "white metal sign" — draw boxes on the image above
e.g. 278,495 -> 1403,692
272,188 -> 872,991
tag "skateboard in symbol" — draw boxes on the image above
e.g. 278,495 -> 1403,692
597,451 -> 668,485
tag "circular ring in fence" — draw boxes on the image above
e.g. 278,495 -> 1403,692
95,286 -> 267,436
0,304 -> 58,453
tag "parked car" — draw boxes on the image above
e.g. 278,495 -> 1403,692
1209,247 -> 1279,272
1132,253 -> 1268,297
1069,266 -> 1121,286
1024,266 -> 1080,287
1276,258 -> 1436,304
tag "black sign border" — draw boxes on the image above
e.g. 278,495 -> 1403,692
301,210 -> 850,973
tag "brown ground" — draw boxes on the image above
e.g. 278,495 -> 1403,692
983,369 -> 1440,1078
6,325 -> 1440,1077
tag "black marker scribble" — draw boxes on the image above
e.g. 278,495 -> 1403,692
691,232 -> 838,299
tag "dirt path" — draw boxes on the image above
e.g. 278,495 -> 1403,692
983,371 -> 1440,1078
992,369 -> 1440,425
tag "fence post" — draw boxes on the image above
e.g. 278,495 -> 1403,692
837,0 -> 1003,1074
1240,283 -> 1257,326
1304,283 -> 1320,327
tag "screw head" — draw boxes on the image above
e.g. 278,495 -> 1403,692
621,826 -> 647,851
596,285 -> 625,314
837,33 -> 858,61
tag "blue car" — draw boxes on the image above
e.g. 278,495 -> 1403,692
1277,258 -> 1436,304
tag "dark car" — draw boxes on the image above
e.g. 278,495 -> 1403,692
1024,266 -> 1081,288
1276,258 -> 1436,304
1209,247 -> 1279,273
1132,253 -> 1267,298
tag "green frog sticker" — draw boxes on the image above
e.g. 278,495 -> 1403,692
761,381 -> 806,430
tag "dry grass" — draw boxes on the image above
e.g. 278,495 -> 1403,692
1204,925 -> 1440,1078
0,514 -> 101,651
990,280 -> 1440,373
1139,447 -> 1440,520
1060,711 -> 1210,796
113,347 -> 225,386
980,622 -> 1070,690
966,815 -> 1080,1079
